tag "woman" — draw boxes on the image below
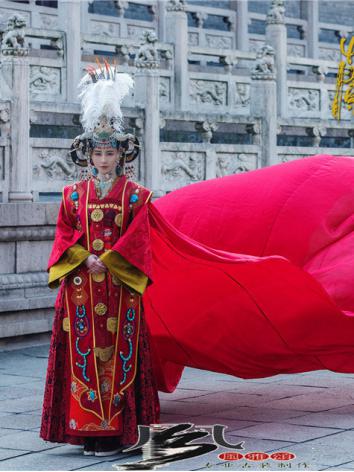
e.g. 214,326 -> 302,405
40,61 -> 160,456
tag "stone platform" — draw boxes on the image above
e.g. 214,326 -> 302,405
1,345 -> 354,470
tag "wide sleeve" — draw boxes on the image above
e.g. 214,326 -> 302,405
100,195 -> 153,295
47,189 -> 87,289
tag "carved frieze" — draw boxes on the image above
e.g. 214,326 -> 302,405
161,151 -> 205,189
30,66 -> 61,97
190,80 -> 227,106
216,153 -> 257,177
288,88 -> 320,113
32,149 -> 77,181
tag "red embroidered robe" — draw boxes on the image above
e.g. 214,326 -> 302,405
40,175 -> 160,445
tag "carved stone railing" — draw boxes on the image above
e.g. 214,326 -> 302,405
0,0 -> 353,343
185,2 -> 236,50
0,0 -> 59,31
83,0 -> 158,38
287,56 -> 352,121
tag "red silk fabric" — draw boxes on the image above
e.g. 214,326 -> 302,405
142,154 -> 354,392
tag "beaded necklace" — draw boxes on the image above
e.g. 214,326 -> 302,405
93,171 -> 118,200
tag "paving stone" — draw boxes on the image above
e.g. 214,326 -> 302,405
325,404 -> 354,415
159,388 -> 211,401
0,446 -> 103,471
0,448 -> 29,461
283,411 -> 354,429
265,392 -> 354,412
0,374 -> 37,387
176,391 -> 267,408
227,421 -> 343,442
0,385 -> 44,401
206,406 -> 308,422
0,431 -> 59,452
159,399 -> 242,417
224,383 -> 328,399
159,413 -> 259,434
269,430 -> 354,469
0,396 -> 43,414
0,413 -> 42,430
0,428 -> 25,438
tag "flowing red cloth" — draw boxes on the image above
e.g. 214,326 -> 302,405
134,154 -> 354,393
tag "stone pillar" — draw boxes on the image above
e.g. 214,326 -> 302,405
301,0 -> 319,59
134,32 -> 161,193
58,0 -> 82,103
157,0 -> 167,42
250,45 -> 278,167
0,14 -> 32,201
265,0 -> 287,118
233,0 -> 249,51
80,0 -> 90,35
165,0 -> 189,110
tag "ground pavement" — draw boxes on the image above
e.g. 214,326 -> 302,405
1,345 -> 354,470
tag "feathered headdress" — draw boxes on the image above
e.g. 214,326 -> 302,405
70,58 -> 140,168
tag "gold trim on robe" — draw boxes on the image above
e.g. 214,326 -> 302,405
48,243 -> 91,289
99,250 -> 149,295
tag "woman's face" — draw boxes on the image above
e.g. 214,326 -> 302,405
91,146 -> 120,175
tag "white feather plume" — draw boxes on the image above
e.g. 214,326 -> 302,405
77,68 -> 134,134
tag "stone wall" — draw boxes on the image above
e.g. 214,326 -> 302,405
0,0 -> 353,342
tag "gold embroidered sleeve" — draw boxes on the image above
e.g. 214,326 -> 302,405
48,243 -> 91,289
99,250 -> 148,295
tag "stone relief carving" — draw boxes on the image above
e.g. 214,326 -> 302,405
50,37 -> 64,57
92,21 -> 117,37
195,120 -> 218,143
216,153 -> 256,177
288,88 -> 320,112
190,80 -> 227,106
166,0 -> 186,12
159,77 -> 171,103
280,154 -> 311,163
1,14 -> 28,56
266,0 -> 285,25
113,0 -> 128,17
306,126 -> 327,147
30,66 -> 60,96
127,25 -> 154,38
135,31 -> 159,68
116,44 -> 135,64
188,32 -> 199,46
318,47 -> 340,62
161,151 -> 205,187
249,40 -> 265,54
312,65 -> 328,82
234,83 -> 250,108
39,14 -> 58,30
251,44 -> 275,80
0,147 -> 4,180
33,149 -> 77,180
0,109 -> 10,123
287,44 -> 305,58
327,90 -> 351,119
194,12 -> 208,28
206,34 -> 233,50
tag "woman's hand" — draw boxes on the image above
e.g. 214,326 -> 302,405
85,254 -> 107,274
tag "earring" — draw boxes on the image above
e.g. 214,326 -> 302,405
91,166 -> 98,177
115,155 -> 125,176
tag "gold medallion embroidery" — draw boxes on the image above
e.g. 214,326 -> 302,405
92,272 -> 106,283
94,302 -> 107,316
92,239 -> 104,251
114,213 -> 122,227
94,346 -> 114,362
107,317 -> 118,333
91,208 -> 104,222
